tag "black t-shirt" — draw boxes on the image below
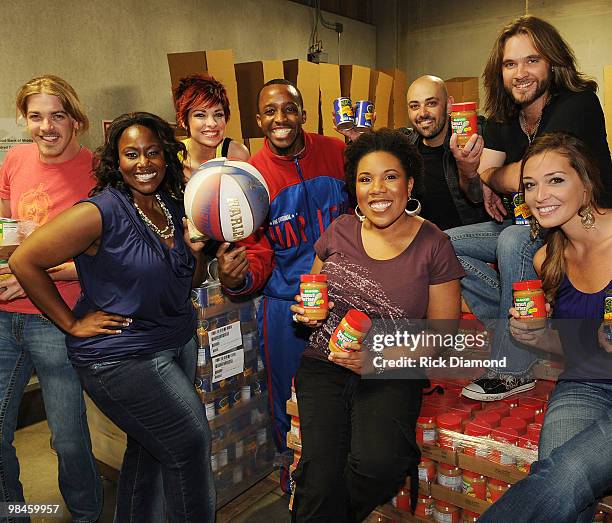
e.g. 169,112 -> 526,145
484,90 -> 612,206
418,141 -> 463,230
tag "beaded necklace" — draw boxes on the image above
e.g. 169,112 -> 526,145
133,193 -> 175,239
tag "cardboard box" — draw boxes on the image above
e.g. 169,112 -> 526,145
244,138 -> 265,156
287,432 -> 302,451
375,504 -> 431,522
429,483 -> 491,514
85,395 -> 126,471
286,399 -> 299,417
604,66 -> 612,155
283,60 -> 320,134
445,77 -> 479,107
318,63 -> 343,138
167,49 -> 243,141
340,65 -> 371,103
369,70 -> 393,129
235,61 -> 284,138
420,443 -> 458,466
382,68 -> 409,129
457,452 -> 527,484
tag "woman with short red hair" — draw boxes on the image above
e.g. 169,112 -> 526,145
174,74 -> 249,178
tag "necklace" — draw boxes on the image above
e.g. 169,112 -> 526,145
519,94 -> 550,145
519,111 -> 542,145
133,193 -> 175,239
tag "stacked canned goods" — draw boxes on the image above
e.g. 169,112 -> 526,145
192,281 -> 274,505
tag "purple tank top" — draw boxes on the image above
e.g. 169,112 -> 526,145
554,275 -> 612,382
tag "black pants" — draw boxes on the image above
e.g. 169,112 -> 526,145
292,357 -> 422,522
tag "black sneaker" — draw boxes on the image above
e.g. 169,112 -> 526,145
461,371 -> 535,401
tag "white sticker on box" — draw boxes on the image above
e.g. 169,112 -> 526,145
212,348 -> 244,383
209,321 -> 242,356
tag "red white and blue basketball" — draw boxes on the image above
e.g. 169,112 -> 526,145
184,158 -> 270,242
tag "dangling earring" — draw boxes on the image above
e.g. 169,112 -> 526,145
355,205 -> 366,222
579,205 -> 595,229
529,217 -> 540,241
405,196 -> 421,217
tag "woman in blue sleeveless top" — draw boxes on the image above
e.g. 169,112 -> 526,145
479,133 -> 612,523
9,112 -> 215,522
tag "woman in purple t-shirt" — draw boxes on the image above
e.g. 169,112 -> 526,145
290,129 -> 464,521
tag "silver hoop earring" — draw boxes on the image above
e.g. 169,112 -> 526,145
355,205 -> 366,222
405,197 -> 421,217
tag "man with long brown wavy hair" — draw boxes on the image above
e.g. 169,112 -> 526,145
446,15 -> 612,402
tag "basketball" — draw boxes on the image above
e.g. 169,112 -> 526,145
184,158 -> 270,242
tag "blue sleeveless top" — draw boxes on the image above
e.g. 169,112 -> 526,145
554,275 -> 612,382
66,187 -> 197,366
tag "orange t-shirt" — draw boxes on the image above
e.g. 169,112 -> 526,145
0,143 -> 95,314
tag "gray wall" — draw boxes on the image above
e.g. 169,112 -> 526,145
0,0 -> 376,149
394,0 -> 612,105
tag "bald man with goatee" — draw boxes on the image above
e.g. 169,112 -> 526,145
403,75 -> 488,230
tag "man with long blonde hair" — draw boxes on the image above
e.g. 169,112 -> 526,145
0,75 -> 102,521
447,16 -> 612,401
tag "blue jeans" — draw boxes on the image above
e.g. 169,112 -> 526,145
446,221 -> 542,373
478,381 -> 612,523
76,338 -> 215,523
0,311 -> 101,523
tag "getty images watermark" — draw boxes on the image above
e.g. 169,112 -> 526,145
370,329 -> 506,369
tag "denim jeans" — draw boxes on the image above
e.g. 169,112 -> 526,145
292,357 -> 422,522
76,338 -> 215,523
0,311 -> 102,523
446,221 -> 543,373
478,381 -> 612,523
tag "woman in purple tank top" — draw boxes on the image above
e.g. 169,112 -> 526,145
479,132 -> 612,523
9,113 -> 215,522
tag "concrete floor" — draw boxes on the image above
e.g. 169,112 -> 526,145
15,421 -> 290,522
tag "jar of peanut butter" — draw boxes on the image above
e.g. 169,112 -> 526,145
462,469 -> 487,500
437,463 -> 462,492
487,478 -> 511,503
329,309 -> 372,353
433,500 -> 461,523
450,102 -> 478,147
512,279 -> 547,328
300,274 -> 329,321
415,494 -> 435,519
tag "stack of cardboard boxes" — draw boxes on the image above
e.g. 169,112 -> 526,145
166,49 -> 412,154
